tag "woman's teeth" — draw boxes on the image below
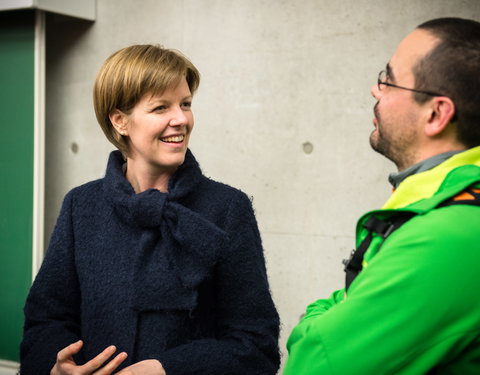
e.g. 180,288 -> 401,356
161,135 -> 184,143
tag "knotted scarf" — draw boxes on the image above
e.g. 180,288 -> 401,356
103,150 -> 227,312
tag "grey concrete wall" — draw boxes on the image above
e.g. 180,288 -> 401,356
44,0 -> 480,369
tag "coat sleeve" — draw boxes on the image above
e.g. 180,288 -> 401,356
160,192 -> 280,375
20,192 -> 83,375
304,289 -> 345,317
283,206 -> 480,375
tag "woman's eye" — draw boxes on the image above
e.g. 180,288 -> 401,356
154,105 -> 167,111
181,102 -> 192,109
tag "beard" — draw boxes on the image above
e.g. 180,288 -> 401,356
370,103 -> 394,159
369,102 -> 418,171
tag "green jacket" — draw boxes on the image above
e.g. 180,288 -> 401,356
284,146 -> 480,375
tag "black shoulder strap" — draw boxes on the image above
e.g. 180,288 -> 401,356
437,186 -> 480,207
344,212 -> 415,291
344,184 -> 480,292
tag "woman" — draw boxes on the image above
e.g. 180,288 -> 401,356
20,45 -> 280,375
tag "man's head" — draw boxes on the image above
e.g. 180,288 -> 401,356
370,17 -> 480,171
414,18 -> 480,148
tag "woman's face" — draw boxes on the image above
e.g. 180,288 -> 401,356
119,77 -> 194,175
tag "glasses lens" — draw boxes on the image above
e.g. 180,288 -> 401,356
378,70 -> 387,91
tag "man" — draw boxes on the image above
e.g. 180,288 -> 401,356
284,18 -> 480,374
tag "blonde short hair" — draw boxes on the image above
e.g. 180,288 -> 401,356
93,44 -> 200,155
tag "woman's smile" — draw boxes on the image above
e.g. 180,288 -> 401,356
160,134 -> 185,144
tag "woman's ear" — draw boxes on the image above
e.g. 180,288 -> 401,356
424,96 -> 456,137
109,109 -> 129,136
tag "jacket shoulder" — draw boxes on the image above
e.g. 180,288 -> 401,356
64,178 -> 105,212
198,175 -> 253,206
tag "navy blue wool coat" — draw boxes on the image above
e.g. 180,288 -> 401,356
21,150 -> 280,374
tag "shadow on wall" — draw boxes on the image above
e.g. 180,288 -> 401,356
44,13 -> 94,252
46,13 -> 94,66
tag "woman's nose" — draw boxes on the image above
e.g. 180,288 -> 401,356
169,107 -> 188,126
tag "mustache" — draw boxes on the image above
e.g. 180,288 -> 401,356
374,102 -> 379,117
374,102 -> 380,122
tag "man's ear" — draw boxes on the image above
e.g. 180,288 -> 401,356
109,109 -> 129,136
424,97 -> 456,137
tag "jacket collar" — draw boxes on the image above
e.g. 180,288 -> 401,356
382,146 -> 480,210
103,149 -> 203,228
101,149 -> 226,311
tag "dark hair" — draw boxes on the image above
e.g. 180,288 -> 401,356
413,17 -> 480,147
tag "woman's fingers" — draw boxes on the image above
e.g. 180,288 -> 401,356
114,359 -> 165,375
54,341 -> 127,375
56,340 -> 84,363
81,345 -> 118,373
95,352 -> 128,375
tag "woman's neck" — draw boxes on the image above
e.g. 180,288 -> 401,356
124,159 -> 175,193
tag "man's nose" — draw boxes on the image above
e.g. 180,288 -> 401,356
370,82 -> 381,100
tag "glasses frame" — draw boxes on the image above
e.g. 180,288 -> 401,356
377,70 -> 445,97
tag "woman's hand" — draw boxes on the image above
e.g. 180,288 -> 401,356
115,359 -> 166,375
51,340 -> 128,375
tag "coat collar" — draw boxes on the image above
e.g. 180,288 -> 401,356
382,146 -> 480,210
103,149 -> 203,228
101,149 -> 226,311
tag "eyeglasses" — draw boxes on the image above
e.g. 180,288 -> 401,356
377,70 -> 445,97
